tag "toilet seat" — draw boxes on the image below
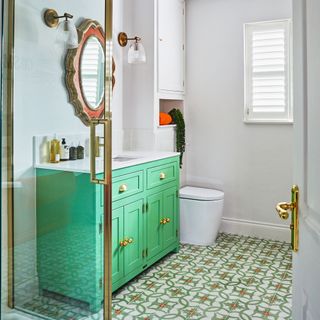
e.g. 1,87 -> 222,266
180,186 -> 224,201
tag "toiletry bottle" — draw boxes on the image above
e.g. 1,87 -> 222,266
49,134 -> 60,163
60,138 -> 70,161
76,142 -> 84,160
69,143 -> 77,160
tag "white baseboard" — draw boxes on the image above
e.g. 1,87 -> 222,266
220,217 -> 290,242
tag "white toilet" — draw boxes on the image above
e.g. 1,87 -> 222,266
179,186 -> 224,246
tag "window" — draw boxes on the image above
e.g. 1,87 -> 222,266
244,20 -> 292,123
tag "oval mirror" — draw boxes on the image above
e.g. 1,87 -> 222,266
80,36 -> 105,110
65,19 -> 115,126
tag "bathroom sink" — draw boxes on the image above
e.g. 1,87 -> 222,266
112,156 -> 139,162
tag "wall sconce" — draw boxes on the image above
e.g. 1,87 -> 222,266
118,32 -> 146,64
44,9 -> 78,49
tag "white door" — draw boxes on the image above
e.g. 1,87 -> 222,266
290,0 -> 320,319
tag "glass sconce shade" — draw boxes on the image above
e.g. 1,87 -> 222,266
56,19 -> 78,49
128,42 -> 146,64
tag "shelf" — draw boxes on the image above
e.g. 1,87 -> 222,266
157,124 -> 177,129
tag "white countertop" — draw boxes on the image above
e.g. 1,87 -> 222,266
34,151 -> 180,174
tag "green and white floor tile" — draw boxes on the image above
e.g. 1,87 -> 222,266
112,233 -> 292,320
13,233 -> 291,319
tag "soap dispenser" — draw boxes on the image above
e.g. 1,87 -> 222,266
60,138 -> 70,161
49,134 -> 60,163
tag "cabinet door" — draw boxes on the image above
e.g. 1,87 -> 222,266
162,187 -> 177,249
158,0 -> 185,93
112,207 -> 124,284
146,193 -> 163,260
123,200 -> 144,275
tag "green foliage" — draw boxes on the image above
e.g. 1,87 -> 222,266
169,108 -> 185,168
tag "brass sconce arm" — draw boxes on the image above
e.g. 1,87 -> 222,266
118,32 -> 141,47
44,9 -> 74,28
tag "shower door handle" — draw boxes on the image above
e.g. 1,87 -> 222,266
276,185 -> 299,252
90,118 -> 110,185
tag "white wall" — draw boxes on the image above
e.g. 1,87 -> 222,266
185,0 -> 293,241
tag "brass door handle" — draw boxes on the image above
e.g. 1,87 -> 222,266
90,119 -> 110,185
276,202 -> 294,220
276,185 -> 299,252
119,184 -> 127,193
160,172 -> 166,180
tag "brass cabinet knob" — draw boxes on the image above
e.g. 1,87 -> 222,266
160,218 -> 166,225
120,240 -> 128,247
119,184 -> 128,193
165,218 -> 171,223
160,172 -> 166,180
120,237 -> 133,247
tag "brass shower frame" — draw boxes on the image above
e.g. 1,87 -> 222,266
3,0 -> 113,319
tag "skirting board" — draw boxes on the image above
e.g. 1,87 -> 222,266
220,217 -> 290,242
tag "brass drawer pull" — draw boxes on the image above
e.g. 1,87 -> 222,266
119,184 -> 128,193
159,172 -> 166,180
160,218 -> 171,225
120,237 -> 133,247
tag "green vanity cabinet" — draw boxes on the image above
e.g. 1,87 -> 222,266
36,155 -> 180,312
36,169 -> 103,313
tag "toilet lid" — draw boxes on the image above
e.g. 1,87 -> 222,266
179,186 -> 224,201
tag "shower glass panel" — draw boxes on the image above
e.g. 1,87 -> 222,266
1,0 -> 112,319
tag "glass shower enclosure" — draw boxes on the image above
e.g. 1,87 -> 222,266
1,0 -> 113,319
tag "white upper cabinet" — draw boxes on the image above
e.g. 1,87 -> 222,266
157,0 -> 185,94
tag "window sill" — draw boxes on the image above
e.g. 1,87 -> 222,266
243,119 -> 293,125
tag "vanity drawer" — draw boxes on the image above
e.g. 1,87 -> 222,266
112,170 -> 144,201
147,161 -> 178,189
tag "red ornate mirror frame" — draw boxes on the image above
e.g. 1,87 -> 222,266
65,19 -> 115,126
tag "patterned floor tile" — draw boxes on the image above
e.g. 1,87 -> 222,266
7,233 -> 292,320
112,233 -> 292,320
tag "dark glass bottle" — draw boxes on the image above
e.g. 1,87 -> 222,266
77,143 -> 84,159
69,144 -> 77,160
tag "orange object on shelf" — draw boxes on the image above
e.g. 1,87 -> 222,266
159,112 -> 172,125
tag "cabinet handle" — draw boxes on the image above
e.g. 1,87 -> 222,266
160,172 -> 166,180
120,240 -> 128,247
165,218 -> 171,224
120,237 -> 133,247
159,38 -> 163,41
160,218 -> 167,225
119,184 -> 128,193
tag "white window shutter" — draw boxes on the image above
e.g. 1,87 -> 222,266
244,20 -> 292,123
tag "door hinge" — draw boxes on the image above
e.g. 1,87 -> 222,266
182,44 -> 185,50
99,223 -> 102,234
99,277 -> 103,289
146,248 -> 149,257
176,190 -> 179,198
142,204 -> 145,213
176,229 -> 179,238
146,203 -> 149,212
142,249 -> 145,258
246,108 -> 250,116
